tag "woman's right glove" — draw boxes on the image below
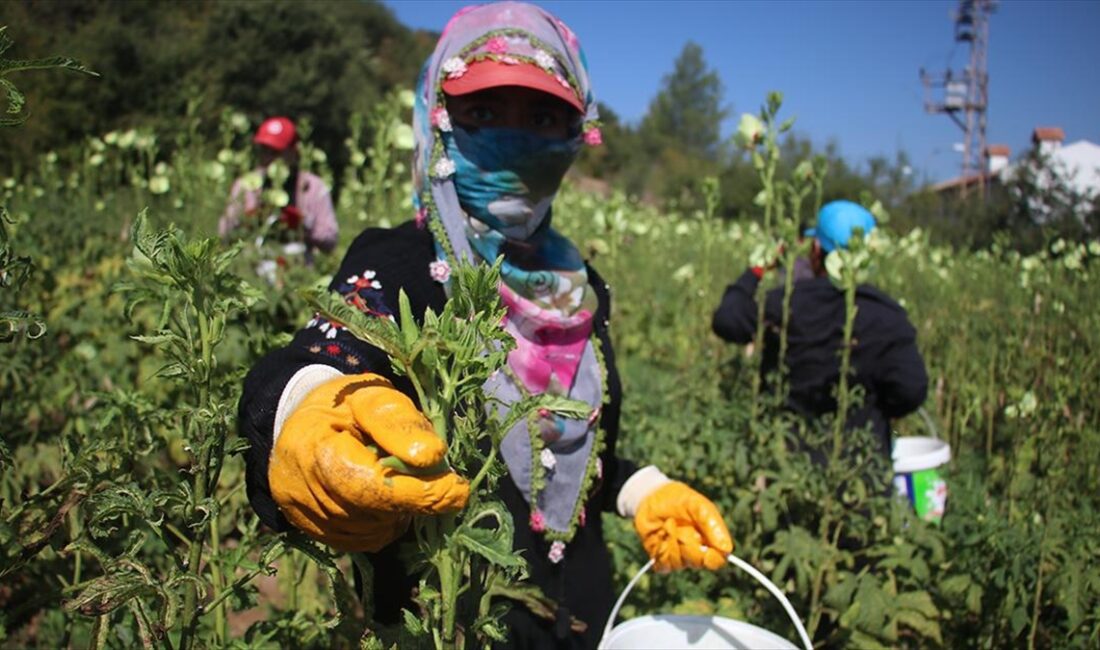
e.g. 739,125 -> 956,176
269,372 -> 469,552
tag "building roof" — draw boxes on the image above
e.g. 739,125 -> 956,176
985,144 -> 1011,157
930,172 -> 992,193
1032,127 -> 1066,143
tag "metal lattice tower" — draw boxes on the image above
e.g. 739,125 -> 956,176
920,0 -> 995,198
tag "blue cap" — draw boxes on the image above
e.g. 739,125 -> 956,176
804,200 -> 876,253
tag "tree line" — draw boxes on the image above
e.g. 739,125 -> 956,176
2,1 -> 1093,252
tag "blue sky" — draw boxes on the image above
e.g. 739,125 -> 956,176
384,1 -> 1100,184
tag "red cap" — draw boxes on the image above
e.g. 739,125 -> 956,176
253,117 -> 297,151
441,59 -> 584,114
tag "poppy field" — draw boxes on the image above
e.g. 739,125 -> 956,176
2,90 -> 1099,648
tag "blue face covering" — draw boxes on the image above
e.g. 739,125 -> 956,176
445,125 -> 580,240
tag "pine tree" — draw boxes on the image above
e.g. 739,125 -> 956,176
640,41 -> 728,162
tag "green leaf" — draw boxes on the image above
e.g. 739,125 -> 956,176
895,590 -> 939,619
0,26 -> 12,57
1009,605 -> 1028,637
301,285 -> 408,362
0,55 -> 98,77
895,609 -> 942,645
130,333 -> 177,346
824,572 -> 859,611
851,577 -> 890,638
965,582 -> 983,616
453,503 -> 525,569
402,608 -> 428,636
497,394 -> 591,436
0,77 -> 24,117
64,566 -> 161,616
456,527 -> 525,568
847,630 -> 890,650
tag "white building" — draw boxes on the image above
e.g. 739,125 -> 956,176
932,127 -> 1100,201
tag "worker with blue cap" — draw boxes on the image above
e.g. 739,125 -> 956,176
711,200 -> 928,460
804,199 -> 878,253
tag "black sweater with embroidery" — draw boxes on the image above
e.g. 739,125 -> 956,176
239,220 -> 637,648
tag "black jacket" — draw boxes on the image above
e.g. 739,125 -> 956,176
239,220 -> 636,649
712,268 -> 928,457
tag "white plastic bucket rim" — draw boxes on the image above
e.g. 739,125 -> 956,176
892,435 -> 951,473
600,613 -> 797,650
599,555 -> 813,650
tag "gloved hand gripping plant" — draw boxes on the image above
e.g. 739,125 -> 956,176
306,259 -> 590,649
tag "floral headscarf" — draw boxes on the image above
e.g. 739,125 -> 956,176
410,2 -> 605,556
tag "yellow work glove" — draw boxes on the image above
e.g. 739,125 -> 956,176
619,466 -> 733,573
269,372 -> 469,552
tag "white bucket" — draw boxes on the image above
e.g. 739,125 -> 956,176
599,555 -> 813,650
601,614 -> 797,649
892,435 -> 951,522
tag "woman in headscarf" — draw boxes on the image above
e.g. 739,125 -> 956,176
238,3 -> 733,647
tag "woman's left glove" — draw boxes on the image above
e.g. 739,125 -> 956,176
617,466 -> 733,573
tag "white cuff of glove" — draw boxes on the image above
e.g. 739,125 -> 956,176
273,364 -> 343,449
616,465 -> 672,518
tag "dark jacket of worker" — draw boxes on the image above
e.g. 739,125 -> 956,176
712,268 -> 929,457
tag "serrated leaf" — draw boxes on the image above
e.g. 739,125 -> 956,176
455,527 -> 525,568
895,609 -> 942,645
402,608 -> 429,638
131,333 -> 177,345
824,572 -> 859,611
0,27 -> 12,57
454,502 -> 524,569
65,569 -> 158,616
851,577 -> 890,638
301,285 -> 407,361
154,362 -> 188,380
0,55 -> 98,77
896,590 -> 939,619
0,77 -> 24,117
498,394 -> 591,435
847,629 -> 890,650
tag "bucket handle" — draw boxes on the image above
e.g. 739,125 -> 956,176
600,553 -> 814,650
917,406 -> 940,439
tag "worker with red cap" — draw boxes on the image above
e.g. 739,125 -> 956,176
219,116 -> 338,265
